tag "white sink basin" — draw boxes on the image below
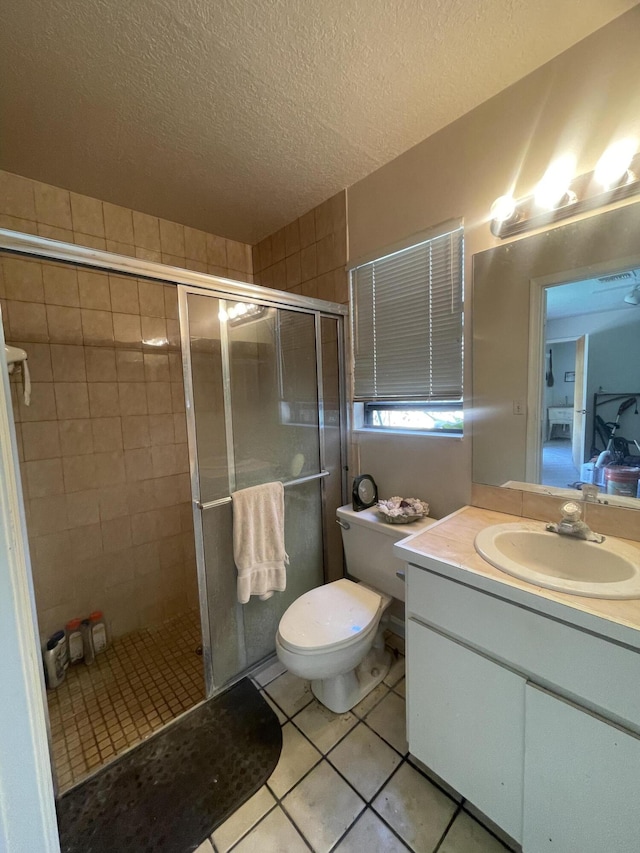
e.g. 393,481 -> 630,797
474,521 -> 640,599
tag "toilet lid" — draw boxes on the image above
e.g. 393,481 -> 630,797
278,578 -> 381,652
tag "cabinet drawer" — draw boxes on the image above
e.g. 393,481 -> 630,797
407,565 -> 640,731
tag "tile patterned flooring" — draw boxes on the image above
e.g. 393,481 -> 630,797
50,630 -> 515,851
194,651 -> 515,853
48,612 -> 205,792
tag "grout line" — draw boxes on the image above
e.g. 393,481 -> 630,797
227,659 -> 481,853
326,804 -> 413,853
216,799 -> 280,853
277,798 -> 322,852
458,805 -> 516,851
432,803 -> 463,853
258,711 -> 404,849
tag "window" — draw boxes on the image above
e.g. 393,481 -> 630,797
350,223 -> 463,434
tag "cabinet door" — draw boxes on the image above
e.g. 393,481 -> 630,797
407,619 -> 525,842
524,684 -> 640,852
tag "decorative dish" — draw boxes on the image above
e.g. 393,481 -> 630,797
377,496 -> 429,524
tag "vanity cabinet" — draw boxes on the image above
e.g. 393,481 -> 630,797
405,562 -> 640,852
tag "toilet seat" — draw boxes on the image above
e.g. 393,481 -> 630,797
278,578 -> 381,654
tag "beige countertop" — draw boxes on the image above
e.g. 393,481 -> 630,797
395,505 -> 640,648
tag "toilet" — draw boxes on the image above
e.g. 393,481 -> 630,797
275,503 -> 438,713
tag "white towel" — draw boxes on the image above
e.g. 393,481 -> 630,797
232,481 -> 289,604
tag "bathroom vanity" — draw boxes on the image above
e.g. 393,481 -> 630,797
395,506 -> 640,852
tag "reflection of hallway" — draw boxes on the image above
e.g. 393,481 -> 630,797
542,438 -> 579,489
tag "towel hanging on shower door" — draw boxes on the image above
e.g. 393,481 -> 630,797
231,481 -> 289,604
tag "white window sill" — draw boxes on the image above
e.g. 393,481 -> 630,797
353,426 -> 464,439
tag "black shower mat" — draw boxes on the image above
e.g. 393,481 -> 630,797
56,678 -> 282,853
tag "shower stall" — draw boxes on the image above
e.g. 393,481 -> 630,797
180,283 -> 348,694
0,228 -> 348,790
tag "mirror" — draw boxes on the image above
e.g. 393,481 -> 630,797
473,201 -> 640,507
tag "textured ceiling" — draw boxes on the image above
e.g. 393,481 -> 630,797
0,0 -> 636,243
547,270 -> 640,320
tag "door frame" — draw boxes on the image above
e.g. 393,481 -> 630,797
0,312 -> 60,851
526,259 -> 627,484
571,334 -> 588,470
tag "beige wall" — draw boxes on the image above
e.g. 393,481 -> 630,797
3,6 -> 640,620
347,8 -> 640,518
253,191 -> 348,304
0,170 -> 254,641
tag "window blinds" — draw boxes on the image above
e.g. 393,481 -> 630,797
351,227 -> 463,402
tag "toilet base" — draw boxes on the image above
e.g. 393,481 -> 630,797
311,643 -> 392,714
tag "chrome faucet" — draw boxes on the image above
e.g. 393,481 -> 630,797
546,501 -> 605,543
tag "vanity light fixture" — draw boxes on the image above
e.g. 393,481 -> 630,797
490,143 -> 640,238
594,138 -> 637,190
489,194 -> 519,226
534,154 -> 577,211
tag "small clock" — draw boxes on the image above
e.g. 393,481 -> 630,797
352,474 -> 378,511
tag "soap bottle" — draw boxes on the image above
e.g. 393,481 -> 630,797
89,611 -> 108,654
43,631 -> 66,688
66,618 -> 84,663
81,619 -> 95,665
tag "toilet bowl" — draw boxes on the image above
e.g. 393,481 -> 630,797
275,503 -> 438,713
276,578 -> 392,713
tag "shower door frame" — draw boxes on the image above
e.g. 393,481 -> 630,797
179,282 -> 349,698
0,226 -> 349,704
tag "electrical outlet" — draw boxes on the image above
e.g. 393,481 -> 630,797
513,399 -> 525,415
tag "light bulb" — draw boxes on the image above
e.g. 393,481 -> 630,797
236,303 -> 247,316
490,195 -> 518,224
534,154 -> 576,210
594,138 -> 637,189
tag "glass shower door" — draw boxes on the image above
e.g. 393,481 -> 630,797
182,289 -> 330,692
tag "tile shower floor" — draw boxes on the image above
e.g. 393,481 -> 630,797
48,612 -> 205,793
194,651 -> 515,853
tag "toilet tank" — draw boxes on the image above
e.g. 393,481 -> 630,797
336,504 -> 438,602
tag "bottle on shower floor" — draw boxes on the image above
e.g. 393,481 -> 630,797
81,619 -> 95,665
65,618 -> 84,664
43,631 -> 67,688
89,611 -> 108,654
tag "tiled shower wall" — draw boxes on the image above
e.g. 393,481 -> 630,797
0,170 -> 253,642
252,191 -> 348,304
0,170 -> 253,280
